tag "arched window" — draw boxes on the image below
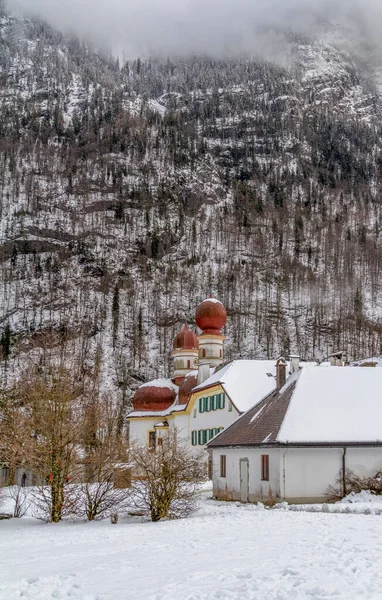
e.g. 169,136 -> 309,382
202,348 -> 206,358
187,360 -> 191,369
219,349 -> 222,358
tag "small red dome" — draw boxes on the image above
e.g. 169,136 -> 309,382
178,373 -> 198,405
133,379 -> 177,412
173,324 -> 198,351
195,298 -> 227,335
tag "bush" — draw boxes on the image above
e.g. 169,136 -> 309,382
9,485 -> 30,518
328,469 -> 382,502
129,431 -> 206,522
77,476 -> 131,521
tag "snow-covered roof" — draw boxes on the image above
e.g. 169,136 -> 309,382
139,378 -> 178,391
209,366 -> 382,448
277,367 -> 382,443
194,360 -> 279,413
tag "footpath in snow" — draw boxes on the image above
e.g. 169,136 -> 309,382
1,489 -> 382,600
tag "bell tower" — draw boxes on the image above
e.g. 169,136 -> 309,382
195,297 -> 226,368
171,324 -> 199,385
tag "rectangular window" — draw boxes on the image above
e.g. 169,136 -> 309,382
210,395 -> 216,411
148,431 -> 156,451
220,455 -> 226,477
204,397 -> 209,412
221,393 -> 226,409
209,429 -> 215,440
216,393 -> 221,409
157,437 -> 163,447
199,398 -> 204,413
202,430 -> 208,444
261,455 -> 269,481
193,408 -> 197,418
198,430 -> 203,445
228,401 -> 232,412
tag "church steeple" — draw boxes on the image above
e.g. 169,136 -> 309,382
171,324 -> 199,385
195,297 -> 226,367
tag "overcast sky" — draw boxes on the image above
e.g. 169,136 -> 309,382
5,0 -> 382,59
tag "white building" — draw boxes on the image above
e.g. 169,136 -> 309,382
207,366 -> 382,503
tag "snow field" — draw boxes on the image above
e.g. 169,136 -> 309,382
2,492 -> 382,600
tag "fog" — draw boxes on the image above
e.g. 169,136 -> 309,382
5,0 -> 382,59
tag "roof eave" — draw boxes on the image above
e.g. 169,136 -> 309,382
207,441 -> 382,449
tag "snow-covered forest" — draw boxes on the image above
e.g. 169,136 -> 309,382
1,3 -> 382,411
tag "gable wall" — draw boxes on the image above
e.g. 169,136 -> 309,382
188,384 -> 241,450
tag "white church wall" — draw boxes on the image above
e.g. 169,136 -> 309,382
189,386 -> 241,451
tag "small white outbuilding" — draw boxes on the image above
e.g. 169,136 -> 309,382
207,367 -> 382,503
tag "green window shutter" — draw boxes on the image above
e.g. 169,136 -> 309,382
191,431 -> 197,446
198,430 -> 202,445
216,393 -> 221,409
202,430 -> 208,444
209,429 -> 215,440
221,393 -> 225,409
204,397 -> 209,412
210,395 -> 215,411
199,398 -> 204,413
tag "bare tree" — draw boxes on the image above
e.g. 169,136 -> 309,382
78,395 -> 130,521
13,365 -> 85,523
129,431 -> 206,522
9,485 -> 30,518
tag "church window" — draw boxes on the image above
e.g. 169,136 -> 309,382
220,349 -> 222,358
187,360 -> 190,369
202,348 -> 206,358
261,455 -> 269,481
148,431 -> 156,451
220,455 -> 226,478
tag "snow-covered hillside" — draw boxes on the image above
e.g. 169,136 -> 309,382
1,5 -> 382,413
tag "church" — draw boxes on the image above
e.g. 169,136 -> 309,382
127,297 -> 283,451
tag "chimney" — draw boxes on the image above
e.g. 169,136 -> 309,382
275,357 -> 287,389
289,355 -> 300,374
198,363 -> 210,385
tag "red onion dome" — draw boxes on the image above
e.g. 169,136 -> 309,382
173,324 -> 199,351
178,372 -> 198,405
133,379 -> 177,412
195,298 -> 227,335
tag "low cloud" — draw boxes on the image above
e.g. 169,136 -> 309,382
5,0 -> 382,59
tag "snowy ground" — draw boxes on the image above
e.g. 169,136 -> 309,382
2,489 -> 382,600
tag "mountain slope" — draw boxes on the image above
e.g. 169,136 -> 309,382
1,7 -> 382,412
